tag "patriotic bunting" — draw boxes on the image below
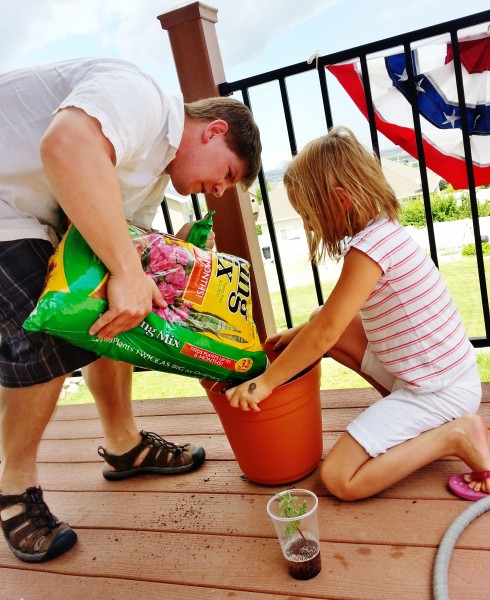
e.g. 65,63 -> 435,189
327,24 -> 490,189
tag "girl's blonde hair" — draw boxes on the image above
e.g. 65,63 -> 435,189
283,126 -> 400,261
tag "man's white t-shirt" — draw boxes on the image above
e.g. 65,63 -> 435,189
0,57 -> 184,245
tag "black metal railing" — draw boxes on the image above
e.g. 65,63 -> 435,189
217,9 -> 490,347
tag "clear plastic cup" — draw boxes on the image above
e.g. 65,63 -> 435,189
266,488 -> 321,580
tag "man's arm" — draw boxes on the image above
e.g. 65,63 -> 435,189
40,106 -> 165,340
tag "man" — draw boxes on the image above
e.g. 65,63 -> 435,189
0,57 -> 262,563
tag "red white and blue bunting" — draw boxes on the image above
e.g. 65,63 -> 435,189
327,24 -> 490,189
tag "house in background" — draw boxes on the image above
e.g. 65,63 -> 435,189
255,185 -> 304,252
380,158 -> 441,199
151,190 -> 193,234
255,160 -> 442,261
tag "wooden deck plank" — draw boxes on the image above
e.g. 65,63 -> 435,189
33,456 -> 472,498
50,402 -> 478,440
50,385 -> 384,421
20,490 -> 489,549
0,532 -> 441,599
36,431 -> 333,461
2,546 -> 488,600
51,383 -> 490,422
2,529 -> 488,600
1,569 -> 314,600
2,383 -> 490,599
43,407 -> 369,438
34,430 -> 479,465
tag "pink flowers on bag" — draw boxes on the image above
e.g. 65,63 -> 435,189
138,234 -> 194,323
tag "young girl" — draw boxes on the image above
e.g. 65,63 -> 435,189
225,126 -> 490,502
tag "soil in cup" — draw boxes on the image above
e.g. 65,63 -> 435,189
285,538 -> 321,580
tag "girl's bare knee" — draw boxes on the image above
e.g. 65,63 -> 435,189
320,461 -> 360,502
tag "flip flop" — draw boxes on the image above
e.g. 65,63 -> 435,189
448,470 -> 490,501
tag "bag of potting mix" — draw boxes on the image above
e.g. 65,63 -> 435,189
23,221 -> 268,383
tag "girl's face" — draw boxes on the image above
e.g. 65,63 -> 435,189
303,215 -> 313,231
332,187 -> 353,236
288,191 -> 312,231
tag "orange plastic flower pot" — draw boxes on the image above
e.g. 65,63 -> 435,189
200,360 -> 323,485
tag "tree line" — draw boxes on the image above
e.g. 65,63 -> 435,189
400,185 -> 490,228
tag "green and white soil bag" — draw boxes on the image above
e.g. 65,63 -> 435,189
24,224 -> 268,382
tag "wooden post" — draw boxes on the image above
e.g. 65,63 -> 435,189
158,2 -> 276,340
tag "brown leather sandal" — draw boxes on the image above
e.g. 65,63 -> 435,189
98,430 -> 206,480
0,486 -> 77,563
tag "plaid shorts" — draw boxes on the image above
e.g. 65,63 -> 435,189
0,239 -> 97,388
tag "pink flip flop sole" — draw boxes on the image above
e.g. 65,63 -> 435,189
448,471 -> 490,501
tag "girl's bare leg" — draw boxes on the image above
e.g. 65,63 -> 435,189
321,414 -> 490,501
322,312 -> 390,397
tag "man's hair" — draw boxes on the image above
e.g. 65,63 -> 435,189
184,97 -> 262,189
284,126 -> 400,261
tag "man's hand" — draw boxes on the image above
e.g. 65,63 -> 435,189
88,269 -> 166,340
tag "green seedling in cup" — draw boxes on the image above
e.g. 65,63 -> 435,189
268,489 -> 321,580
278,491 -> 308,540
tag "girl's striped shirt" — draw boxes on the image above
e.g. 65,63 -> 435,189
346,217 -> 474,392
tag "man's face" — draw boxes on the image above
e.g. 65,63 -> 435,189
167,120 -> 247,198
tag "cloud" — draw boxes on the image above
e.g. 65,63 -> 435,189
204,0 -> 338,67
0,0 -> 115,70
105,1 -> 177,81
106,0 -> 339,68
0,0 -> 338,76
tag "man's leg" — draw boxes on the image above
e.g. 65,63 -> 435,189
0,377 -> 63,494
82,358 -> 141,455
0,377 -> 78,562
83,358 -> 206,478
0,238 -> 94,562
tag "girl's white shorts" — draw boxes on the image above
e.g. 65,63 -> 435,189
346,345 -> 482,457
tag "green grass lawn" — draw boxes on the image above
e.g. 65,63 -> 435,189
271,256 -> 489,337
60,256 -> 490,405
59,358 -> 381,405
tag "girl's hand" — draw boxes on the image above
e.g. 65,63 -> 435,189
266,324 -> 304,352
225,376 -> 272,412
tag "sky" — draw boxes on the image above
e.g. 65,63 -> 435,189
1,0 -> 488,171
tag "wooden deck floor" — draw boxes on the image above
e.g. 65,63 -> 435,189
2,383 -> 490,599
